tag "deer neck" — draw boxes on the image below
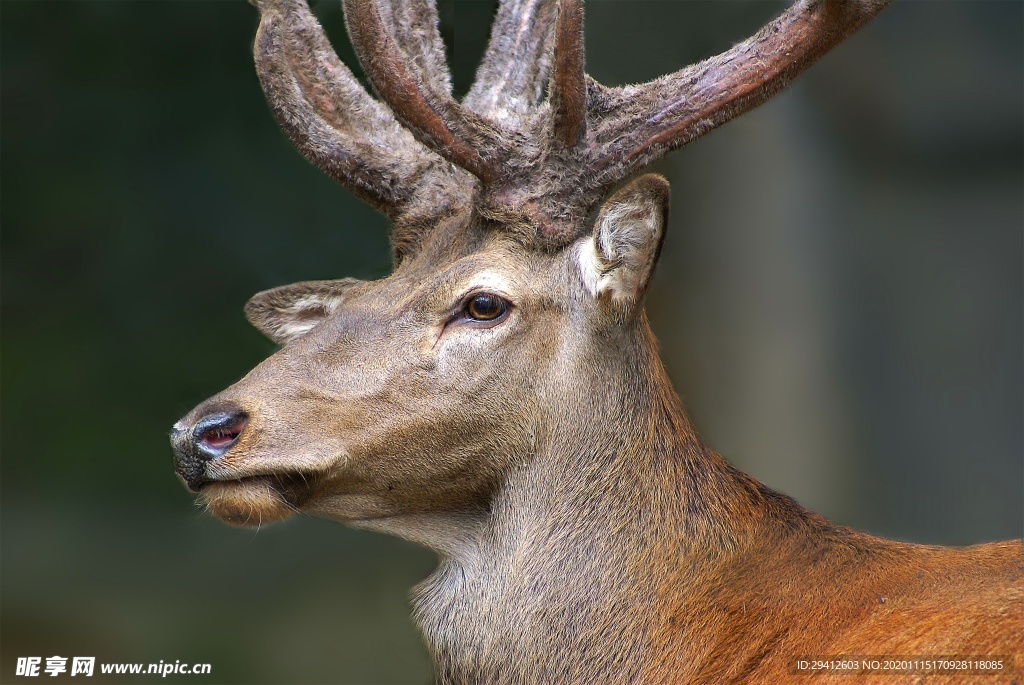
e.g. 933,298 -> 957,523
405,320 -> 797,681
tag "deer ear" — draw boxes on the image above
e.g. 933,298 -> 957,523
577,174 -> 670,307
244,278 -> 364,344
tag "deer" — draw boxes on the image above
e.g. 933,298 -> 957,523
170,0 -> 1023,682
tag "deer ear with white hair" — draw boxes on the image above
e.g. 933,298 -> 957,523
244,278 -> 364,344
577,174 -> 670,307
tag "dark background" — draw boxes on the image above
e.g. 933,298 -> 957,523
2,1 -> 1021,683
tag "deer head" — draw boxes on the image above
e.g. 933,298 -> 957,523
171,0 -> 888,545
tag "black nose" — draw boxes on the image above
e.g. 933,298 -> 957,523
171,406 -> 248,492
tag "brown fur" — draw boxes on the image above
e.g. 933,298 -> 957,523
171,1 -> 1023,683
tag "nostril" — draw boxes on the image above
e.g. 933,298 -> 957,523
199,420 -> 245,449
192,410 -> 248,459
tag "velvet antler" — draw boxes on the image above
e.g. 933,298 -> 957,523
251,0 -> 891,249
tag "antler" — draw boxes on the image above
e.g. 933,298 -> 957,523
549,0 -> 585,148
250,0 -> 891,250
251,0 -> 468,225
370,0 -> 451,97
463,0 -> 560,124
585,0 -> 892,184
528,0 -> 892,243
343,0 -> 519,185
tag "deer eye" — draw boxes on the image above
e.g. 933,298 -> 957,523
464,293 -> 509,322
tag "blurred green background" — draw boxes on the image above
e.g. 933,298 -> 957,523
2,1 -> 1020,683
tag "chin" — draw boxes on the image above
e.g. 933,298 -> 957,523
200,479 -> 298,527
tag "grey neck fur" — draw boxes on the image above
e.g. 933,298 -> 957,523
361,325 -> 750,684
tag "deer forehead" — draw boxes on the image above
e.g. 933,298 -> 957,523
393,245 -> 542,305
458,270 -> 515,295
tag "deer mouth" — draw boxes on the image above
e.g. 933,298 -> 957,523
198,471 -> 315,527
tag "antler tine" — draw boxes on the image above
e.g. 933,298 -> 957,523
549,0 -> 586,148
375,0 -> 451,97
251,0 -> 444,216
463,0 -> 560,122
587,0 -> 892,184
343,0 -> 511,185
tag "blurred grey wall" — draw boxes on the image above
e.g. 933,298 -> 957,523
1,1 -> 1020,684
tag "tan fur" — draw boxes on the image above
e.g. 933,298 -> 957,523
175,215 -> 1023,681
171,1 -> 1023,683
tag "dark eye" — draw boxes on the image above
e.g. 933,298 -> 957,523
464,293 -> 508,322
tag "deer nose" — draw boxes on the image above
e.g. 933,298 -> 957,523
171,406 -> 248,492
